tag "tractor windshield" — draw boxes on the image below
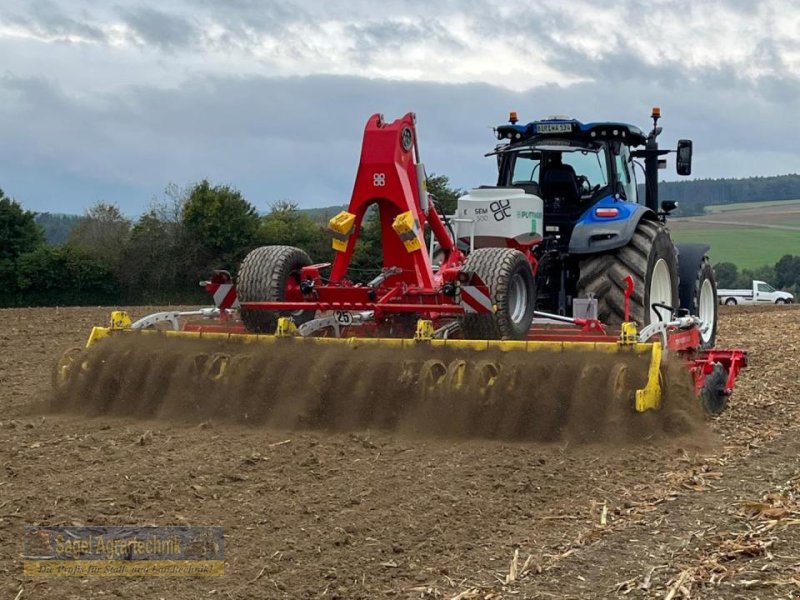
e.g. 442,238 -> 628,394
500,140 -> 610,202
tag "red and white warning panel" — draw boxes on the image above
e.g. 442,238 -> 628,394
461,285 -> 493,314
202,271 -> 240,311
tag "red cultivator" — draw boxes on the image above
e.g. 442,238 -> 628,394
57,111 -> 747,429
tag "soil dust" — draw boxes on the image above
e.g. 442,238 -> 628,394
51,333 -> 706,444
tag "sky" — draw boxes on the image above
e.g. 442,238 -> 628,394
0,0 -> 798,215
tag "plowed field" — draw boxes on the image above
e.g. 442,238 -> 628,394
1,306 -> 799,599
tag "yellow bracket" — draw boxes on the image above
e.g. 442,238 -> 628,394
619,321 -> 638,345
392,210 -> 422,252
110,311 -> 132,330
275,317 -> 298,337
328,211 -> 356,252
635,341 -> 663,412
84,310 -> 130,348
414,319 -> 435,342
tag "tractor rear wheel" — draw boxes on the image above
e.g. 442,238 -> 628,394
238,245 -> 315,333
577,219 -> 679,328
462,248 -> 536,340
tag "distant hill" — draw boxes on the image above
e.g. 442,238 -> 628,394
35,213 -> 81,245
299,205 -> 348,224
645,173 -> 800,216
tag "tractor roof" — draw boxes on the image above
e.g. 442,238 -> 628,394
495,117 -> 648,147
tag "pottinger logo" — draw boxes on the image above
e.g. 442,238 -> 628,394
490,199 -> 512,221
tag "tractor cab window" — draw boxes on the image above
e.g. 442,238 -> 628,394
613,145 -> 637,202
501,141 -> 609,204
499,140 -> 608,206
538,144 -> 608,204
511,152 -> 541,185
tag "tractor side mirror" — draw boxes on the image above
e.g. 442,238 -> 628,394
676,139 -> 692,176
661,200 -> 678,214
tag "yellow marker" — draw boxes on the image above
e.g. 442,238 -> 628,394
392,210 -> 421,252
414,319 -> 435,341
328,211 -> 356,252
619,321 -> 638,345
110,311 -> 132,330
275,317 -> 298,337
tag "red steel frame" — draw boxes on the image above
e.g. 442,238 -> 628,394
241,113 -> 508,323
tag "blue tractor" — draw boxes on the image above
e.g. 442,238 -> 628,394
455,108 -> 717,345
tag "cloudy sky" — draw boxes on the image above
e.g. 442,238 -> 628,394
1,0 -> 798,215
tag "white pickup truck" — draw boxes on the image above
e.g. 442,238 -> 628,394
718,280 -> 794,306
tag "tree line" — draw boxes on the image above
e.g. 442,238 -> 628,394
0,176 -> 460,307
714,256 -> 800,296
651,174 -> 800,216
2,174 -> 795,307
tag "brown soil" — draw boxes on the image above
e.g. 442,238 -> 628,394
1,305 -> 799,599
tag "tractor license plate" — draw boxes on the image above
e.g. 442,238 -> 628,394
537,123 -> 573,134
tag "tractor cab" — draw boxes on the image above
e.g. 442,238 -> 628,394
489,115 -> 669,254
494,117 -> 643,208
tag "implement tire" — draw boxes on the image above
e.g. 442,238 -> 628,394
238,245 -> 314,333
577,219 -> 678,328
462,248 -> 536,340
690,257 -> 718,348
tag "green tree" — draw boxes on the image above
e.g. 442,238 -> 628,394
15,245 -> 118,305
182,180 -> 260,269
348,206 -> 383,281
713,262 -> 738,288
774,255 -> 800,289
260,200 -> 331,262
735,264 -> 777,288
68,202 -> 131,266
119,184 -> 206,303
0,191 -> 44,262
426,173 -> 463,216
0,191 -> 44,302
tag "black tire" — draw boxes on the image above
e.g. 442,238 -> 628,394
237,245 -> 314,333
461,248 -> 536,340
701,362 -> 729,416
776,299 -> 786,305
690,257 -> 718,348
724,298 -> 737,306
577,219 -> 678,328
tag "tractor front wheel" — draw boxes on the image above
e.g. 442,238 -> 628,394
577,219 -> 679,328
238,245 -> 315,333
462,248 -> 536,340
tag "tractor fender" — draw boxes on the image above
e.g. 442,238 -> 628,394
675,243 -> 711,311
568,204 -> 657,254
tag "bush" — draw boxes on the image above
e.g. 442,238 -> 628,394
12,246 -> 118,306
